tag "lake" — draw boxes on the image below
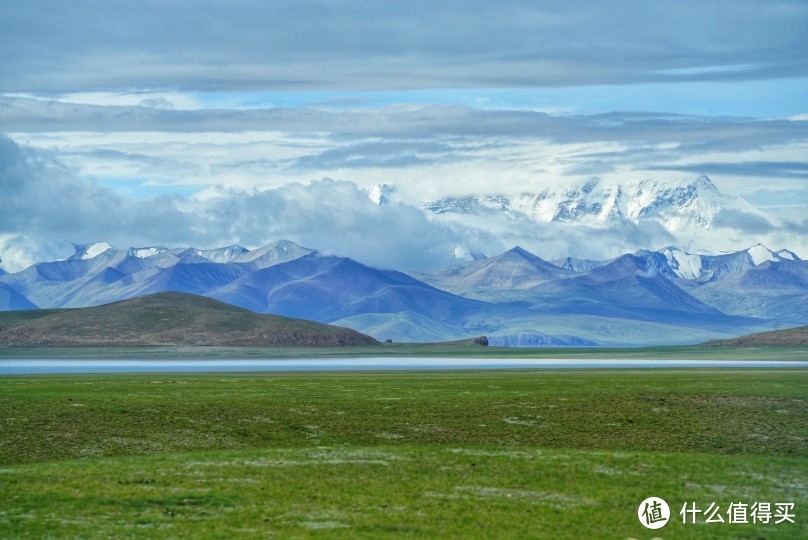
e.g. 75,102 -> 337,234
1,357 -> 807,374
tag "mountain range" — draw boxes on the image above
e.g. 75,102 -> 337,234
420,175 -> 769,235
1,238 -> 805,346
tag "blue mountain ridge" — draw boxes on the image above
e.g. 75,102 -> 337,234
0,240 -> 804,346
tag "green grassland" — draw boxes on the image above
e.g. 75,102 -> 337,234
1,369 -> 806,538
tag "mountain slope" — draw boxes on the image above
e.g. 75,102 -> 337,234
423,175 -> 770,234
208,253 -> 487,324
658,244 -> 800,282
521,252 -> 742,328
0,240 -> 314,309
1,240 -> 804,346
706,325 -> 808,346
416,246 -> 572,300
0,283 -> 36,311
684,259 -> 808,323
0,292 -> 378,347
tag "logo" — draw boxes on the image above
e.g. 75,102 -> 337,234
638,497 -> 670,529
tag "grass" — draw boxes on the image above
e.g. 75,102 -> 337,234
2,446 -> 804,539
1,369 -> 806,538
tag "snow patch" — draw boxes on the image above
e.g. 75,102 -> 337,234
453,245 -> 475,260
776,249 -> 798,261
661,246 -> 703,280
82,242 -> 113,260
368,184 -> 397,205
747,244 -> 776,266
130,246 -> 168,259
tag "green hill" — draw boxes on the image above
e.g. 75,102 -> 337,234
706,325 -> 808,346
0,292 -> 378,347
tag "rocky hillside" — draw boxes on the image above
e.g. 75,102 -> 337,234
706,326 -> 808,347
0,292 -> 378,347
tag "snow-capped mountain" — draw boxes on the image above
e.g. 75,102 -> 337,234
1,240 -> 805,346
424,175 -> 771,234
367,184 -> 398,205
70,242 -> 114,260
657,244 -> 801,282
0,240 -> 316,309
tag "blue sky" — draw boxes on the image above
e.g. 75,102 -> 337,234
0,0 -> 806,270
185,79 -> 808,118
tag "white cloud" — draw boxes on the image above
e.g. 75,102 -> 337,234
1,131 -> 806,273
0,135 -> 471,271
4,98 -> 806,203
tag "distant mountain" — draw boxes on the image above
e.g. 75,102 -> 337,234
682,258 -> 808,323
0,292 -> 378,347
551,256 -> 608,273
657,244 -> 799,282
423,175 -> 773,236
412,242 -> 803,345
0,240 -> 314,309
520,252 -> 735,326
1,239 -> 804,346
367,183 -> 398,205
706,325 -> 808,346
415,246 -> 572,300
208,253 -> 487,325
0,282 -> 35,310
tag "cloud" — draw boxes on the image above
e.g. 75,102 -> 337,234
5,98 -> 806,204
5,98 -> 806,150
292,141 -> 468,170
1,1 -> 806,93
0,135 -> 471,271
2,130 -> 806,272
647,161 -> 808,179
196,179 -> 469,271
712,209 -> 777,234
0,134 -> 195,251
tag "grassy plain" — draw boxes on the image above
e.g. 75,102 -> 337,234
1,369 -> 806,538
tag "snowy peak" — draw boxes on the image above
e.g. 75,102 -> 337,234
232,240 -> 315,269
776,249 -> 800,261
368,184 -> 397,205
128,246 -> 170,259
69,242 -> 114,260
57,240 -> 313,267
424,175 -> 760,234
659,246 -> 704,280
626,175 -> 724,229
654,243 -> 801,282
746,244 -> 778,266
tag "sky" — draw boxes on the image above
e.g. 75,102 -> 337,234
1,0 -> 807,271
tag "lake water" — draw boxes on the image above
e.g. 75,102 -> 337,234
1,357 -> 807,375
